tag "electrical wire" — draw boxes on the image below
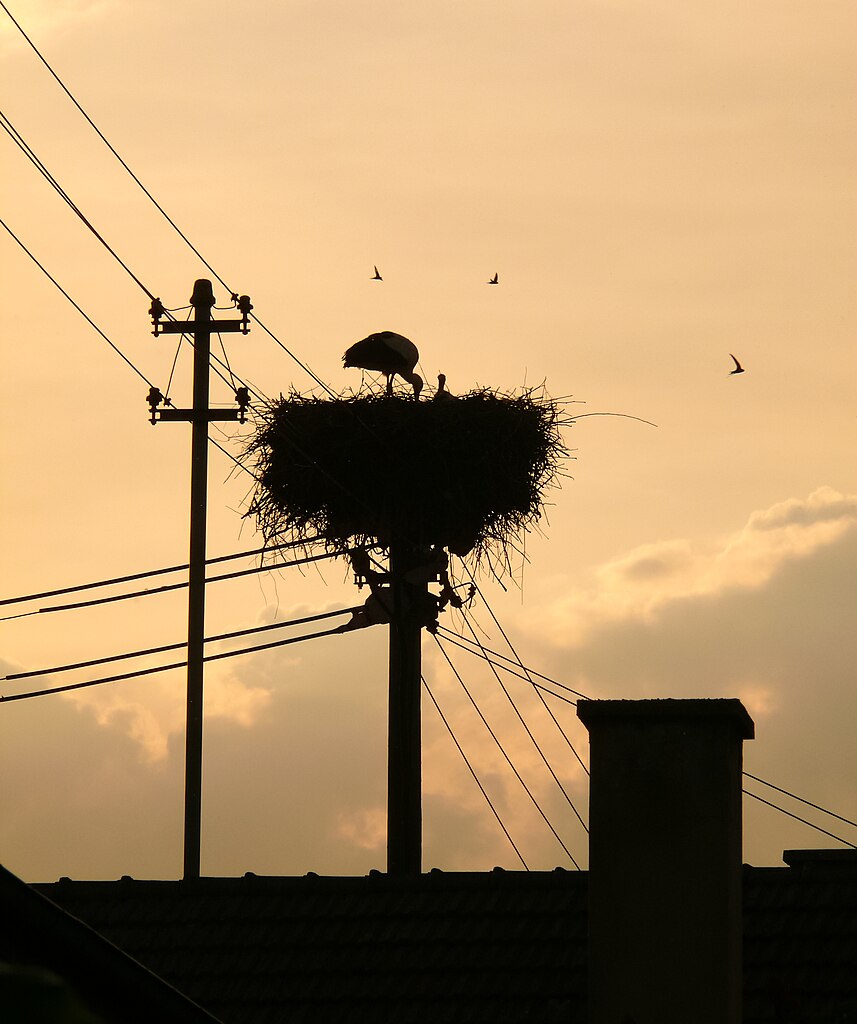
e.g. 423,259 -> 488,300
2,606 -> 360,683
436,626 -> 589,701
422,675 -> 528,870
0,0 -> 232,298
742,789 -> 857,849
435,636 -> 579,704
743,772 -> 857,833
0,108 -> 156,300
1,218 -> 156,388
433,633 -> 581,869
453,612 -> 588,834
2,106 -> 263,409
0,537 -> 326,609
1,621 -> 349,704
462,569 -> 592,769
29,548 -> 365,616
1,3 -> 341,401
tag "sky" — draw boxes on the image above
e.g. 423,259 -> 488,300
1,0 -> 856,882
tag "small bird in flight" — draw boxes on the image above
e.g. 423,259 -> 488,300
487,272 -> 499,285
729,354 -> 745,375
371,265 -> 383,281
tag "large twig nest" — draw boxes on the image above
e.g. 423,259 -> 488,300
243,386 -> 568,571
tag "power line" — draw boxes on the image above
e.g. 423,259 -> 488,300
434,635 -> 579,705
743,772 -> 857,833
0,0 -> 233,297
1,620 -> 350,704
28,547 -> 364,617
2,107 -> 262,410
436,626 -> 589,701
0,537 -> 326,609
1,221 -> 255,491
1,108 -> 156,300
460,569 -> 592,775
433,633 -> 581,869
423,675 -> 528,870
743,789 -> 857,849
1,3 -> 341,400
455,611 -> 588,835
1,218 -> 156,388
2,606 -> 360,683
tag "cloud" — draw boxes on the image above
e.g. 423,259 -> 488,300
523,487 -> 857,864
528,486 -> 857,643
0,691 -> 182,881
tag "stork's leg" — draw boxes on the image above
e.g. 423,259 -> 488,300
386,374 -> 394,395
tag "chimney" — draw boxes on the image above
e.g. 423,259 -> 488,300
577,698 -> 754,1024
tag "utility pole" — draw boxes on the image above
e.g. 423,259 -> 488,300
386,539 -> 424,876
351,541 -> 457,876
147,279 -> 252,881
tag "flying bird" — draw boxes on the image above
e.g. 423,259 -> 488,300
487,273 -> 499,285
371,265 -> 383,281
729,354 -> 745,375
343,331 -> 423,398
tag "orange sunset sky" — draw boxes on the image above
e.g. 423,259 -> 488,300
2,0 -> 856,881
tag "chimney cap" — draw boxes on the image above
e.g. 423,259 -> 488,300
577,697 -> 754,739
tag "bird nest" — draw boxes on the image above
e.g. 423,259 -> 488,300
243,387 -> 568,571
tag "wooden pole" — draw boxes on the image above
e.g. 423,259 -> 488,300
386,539 -> 423,876
183,279 -> 214,881
149,281 -> 248,881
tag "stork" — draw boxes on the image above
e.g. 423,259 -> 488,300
433,373 -> 455,401
343,331 -> 423,398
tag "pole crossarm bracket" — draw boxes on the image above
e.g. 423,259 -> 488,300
156,318 -> 249,336
154,408 -> 245,423
149,292 -> 253,336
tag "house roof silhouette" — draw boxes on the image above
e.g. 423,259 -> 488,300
21,850 -> 857,1024
5,699 -> 856,1022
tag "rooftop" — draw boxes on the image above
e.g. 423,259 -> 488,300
29,853 -> 857,1024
